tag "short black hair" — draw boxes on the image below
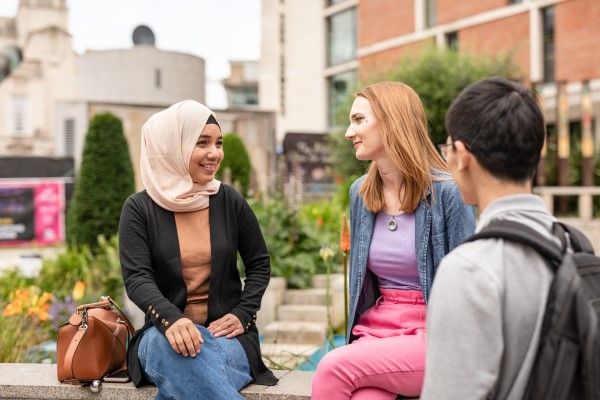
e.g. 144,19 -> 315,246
445,76 -> 545,182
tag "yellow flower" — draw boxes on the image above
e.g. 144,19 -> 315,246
320,246 -> 335,262
72,281 -> 86,301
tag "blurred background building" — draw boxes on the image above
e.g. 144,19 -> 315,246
0,0 -> 275,264
261,0 -> 599,134
223,60 -> 259,108
260,0 -> 600,197
0,0 -> 276,190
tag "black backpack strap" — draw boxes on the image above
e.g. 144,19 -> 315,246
552,221 -> 595,254
466,219 -> 564,266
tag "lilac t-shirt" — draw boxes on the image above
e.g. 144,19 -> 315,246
367,211 -> 420,290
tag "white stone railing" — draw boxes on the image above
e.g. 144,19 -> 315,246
533,186 -> 600,220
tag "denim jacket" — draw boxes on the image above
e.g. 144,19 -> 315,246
347,173 -> 476,341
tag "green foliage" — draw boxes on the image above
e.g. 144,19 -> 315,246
380,47 -> 520,145
37,235 -> 123,303
329,47 -> 520,177
0,313 -> 47,362
0,235 -> 124,361
216,133 -> 252,196
0,268 -> 35,300
249,194 -> 344,288
67,113 -> 134,249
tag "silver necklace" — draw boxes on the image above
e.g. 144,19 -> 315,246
387,213 -> 402,231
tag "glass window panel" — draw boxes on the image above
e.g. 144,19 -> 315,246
542,6 -> 555,82
425,0 -> 436,28
327,8 -> 357,66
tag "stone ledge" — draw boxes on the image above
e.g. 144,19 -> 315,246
0,363 -> 312,400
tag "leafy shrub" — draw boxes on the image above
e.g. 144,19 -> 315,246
37,235 -> 123,303
249,194 -> 344,288
67,113 -> 134,249
216,133 -> 252,196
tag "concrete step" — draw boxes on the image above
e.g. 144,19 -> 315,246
311,273 -> 344,289
261,343 -> 320,370
284,288 -> 328,305
263,321 -> 328,345
277,304 -> 328,322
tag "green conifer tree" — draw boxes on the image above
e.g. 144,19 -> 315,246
216,133 -> 252,196
67,113 -> 134,249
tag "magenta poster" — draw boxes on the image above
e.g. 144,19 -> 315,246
0,181 -> 65,247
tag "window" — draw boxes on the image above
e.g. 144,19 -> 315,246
327,8 -> 357,66
9,96 -> 29,136
328,70 -> 357,127
229,87 -> 259,107
446,31 -> 458,50
542,6 -> 555,82
64,118 -> 75,157
155,69 -> 162,89
425,0 -> 436,28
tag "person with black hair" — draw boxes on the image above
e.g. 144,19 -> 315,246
421,77 -> 555,399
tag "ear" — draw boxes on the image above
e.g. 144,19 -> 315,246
453,141 -> 471,172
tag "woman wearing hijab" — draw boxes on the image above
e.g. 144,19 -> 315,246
119,100 -> 277,400
311,82 -> 475,399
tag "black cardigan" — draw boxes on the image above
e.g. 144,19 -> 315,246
118,184 -> 278,387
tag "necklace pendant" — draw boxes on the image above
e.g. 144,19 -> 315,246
387,219 -> 398,231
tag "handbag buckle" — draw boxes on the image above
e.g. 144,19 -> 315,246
79,308 -> 88,330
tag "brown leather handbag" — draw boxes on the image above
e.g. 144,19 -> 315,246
57,296 -> 135,384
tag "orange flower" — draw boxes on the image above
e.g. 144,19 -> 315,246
339,214 -> 350,253
2,299 -> 23,317
1,287 -> 53,321
14,288 -> 30,302
72,281 -> 86,301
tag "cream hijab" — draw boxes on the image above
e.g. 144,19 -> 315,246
140,100 -> 221,212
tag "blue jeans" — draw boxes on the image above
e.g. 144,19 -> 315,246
138,325 -> 253,400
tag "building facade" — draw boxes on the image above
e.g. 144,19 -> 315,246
260,0 -> 329,142
76,47 -> 205,107
0,0 -> 76,157
0,0 -> 278,198
356,0 -> 600,187
261,0 -> 600,186
262,0 -> 599,130
223,60 -> 259,108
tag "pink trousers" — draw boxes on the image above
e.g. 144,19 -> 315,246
311,289 -> 426,400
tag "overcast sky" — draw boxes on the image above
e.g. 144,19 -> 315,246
0,0 -> 261,108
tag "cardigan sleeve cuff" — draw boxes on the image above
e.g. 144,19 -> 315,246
145,302 -> 185,334
230,307 -> 256,332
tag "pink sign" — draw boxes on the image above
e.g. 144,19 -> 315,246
0,180 -> 65,247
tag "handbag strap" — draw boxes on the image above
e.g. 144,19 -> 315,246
63,327 -> 86,382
